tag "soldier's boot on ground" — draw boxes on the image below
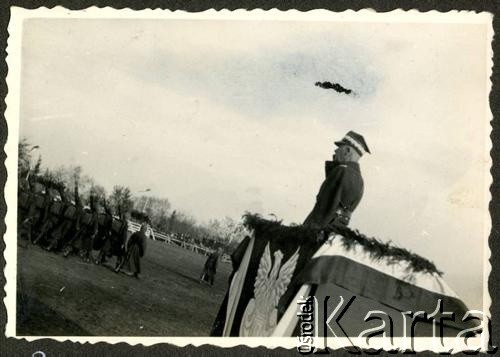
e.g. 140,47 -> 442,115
45,236 -> 59,251
62,245 -> 72,257
86,250 -> 95,264
28,230 -> 35,244
79,249 -> 88,262
25,227 -> 32,244
115,256 -> 127,273
114,260 -> 123,273
94,251 -> 104,265
27,223 -> 37,244
32,232 -> 44,245
114,251 -> 128,272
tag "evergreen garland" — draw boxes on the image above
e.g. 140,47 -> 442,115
242,213 -> 442,277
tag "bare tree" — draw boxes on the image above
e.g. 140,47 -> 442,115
18,137 -> 35,178
206,216 -> 250,247
50,165 -> 85,188
133,195 -> 171,227
32,155 -> 42,177
109,185 -> 133,215
89,184 -> 107,205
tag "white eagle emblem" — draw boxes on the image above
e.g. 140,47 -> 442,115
239,242 -> 300,336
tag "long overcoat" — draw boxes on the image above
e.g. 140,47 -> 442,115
303,160 -> 364,228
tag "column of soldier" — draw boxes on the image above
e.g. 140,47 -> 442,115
18,175 -> 131,272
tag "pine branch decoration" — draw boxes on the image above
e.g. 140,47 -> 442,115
242,213 -> 443,276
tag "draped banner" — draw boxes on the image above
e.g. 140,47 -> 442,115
211,215 -> 478,337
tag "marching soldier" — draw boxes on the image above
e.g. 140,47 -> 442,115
93,198 -> 114,263
61,180 -> 85,257
79,195 -> 100,262
46,180 -> 81,252
303,131 -> 370,229
18,176 -> 43,242
111,210 -> 130,270
116,222 -> 147,278
18,176 -> 31,227
33,183 -> 64,246
97,210 -> 130,269
62,194 -> 99,262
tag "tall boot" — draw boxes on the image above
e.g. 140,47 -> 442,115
46,235 -> 59,251
62,245 -> 72,257
94,250 -> 104,265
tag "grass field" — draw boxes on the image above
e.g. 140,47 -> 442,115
16,239 -> 232,336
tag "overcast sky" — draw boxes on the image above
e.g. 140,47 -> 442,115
18,16 -> 490,309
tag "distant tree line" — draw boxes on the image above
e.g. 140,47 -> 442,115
18,137 -> 249,250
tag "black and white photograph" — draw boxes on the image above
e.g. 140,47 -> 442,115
3,7 -> 493,352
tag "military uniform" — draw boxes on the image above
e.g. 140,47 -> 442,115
46,183 -> 81,251
119,229 -> 146,277
303,131 -> 370,229
200,251 -> 221,286
62,195 -> 99,261
95,210 -> 127,267
33,188 -> 62,245
303,161 -> 364,228
93,201 -> 113,253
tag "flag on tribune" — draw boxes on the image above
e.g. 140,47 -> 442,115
211,214 -> 479,337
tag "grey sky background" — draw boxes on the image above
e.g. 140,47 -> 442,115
18,18 -> 489,310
